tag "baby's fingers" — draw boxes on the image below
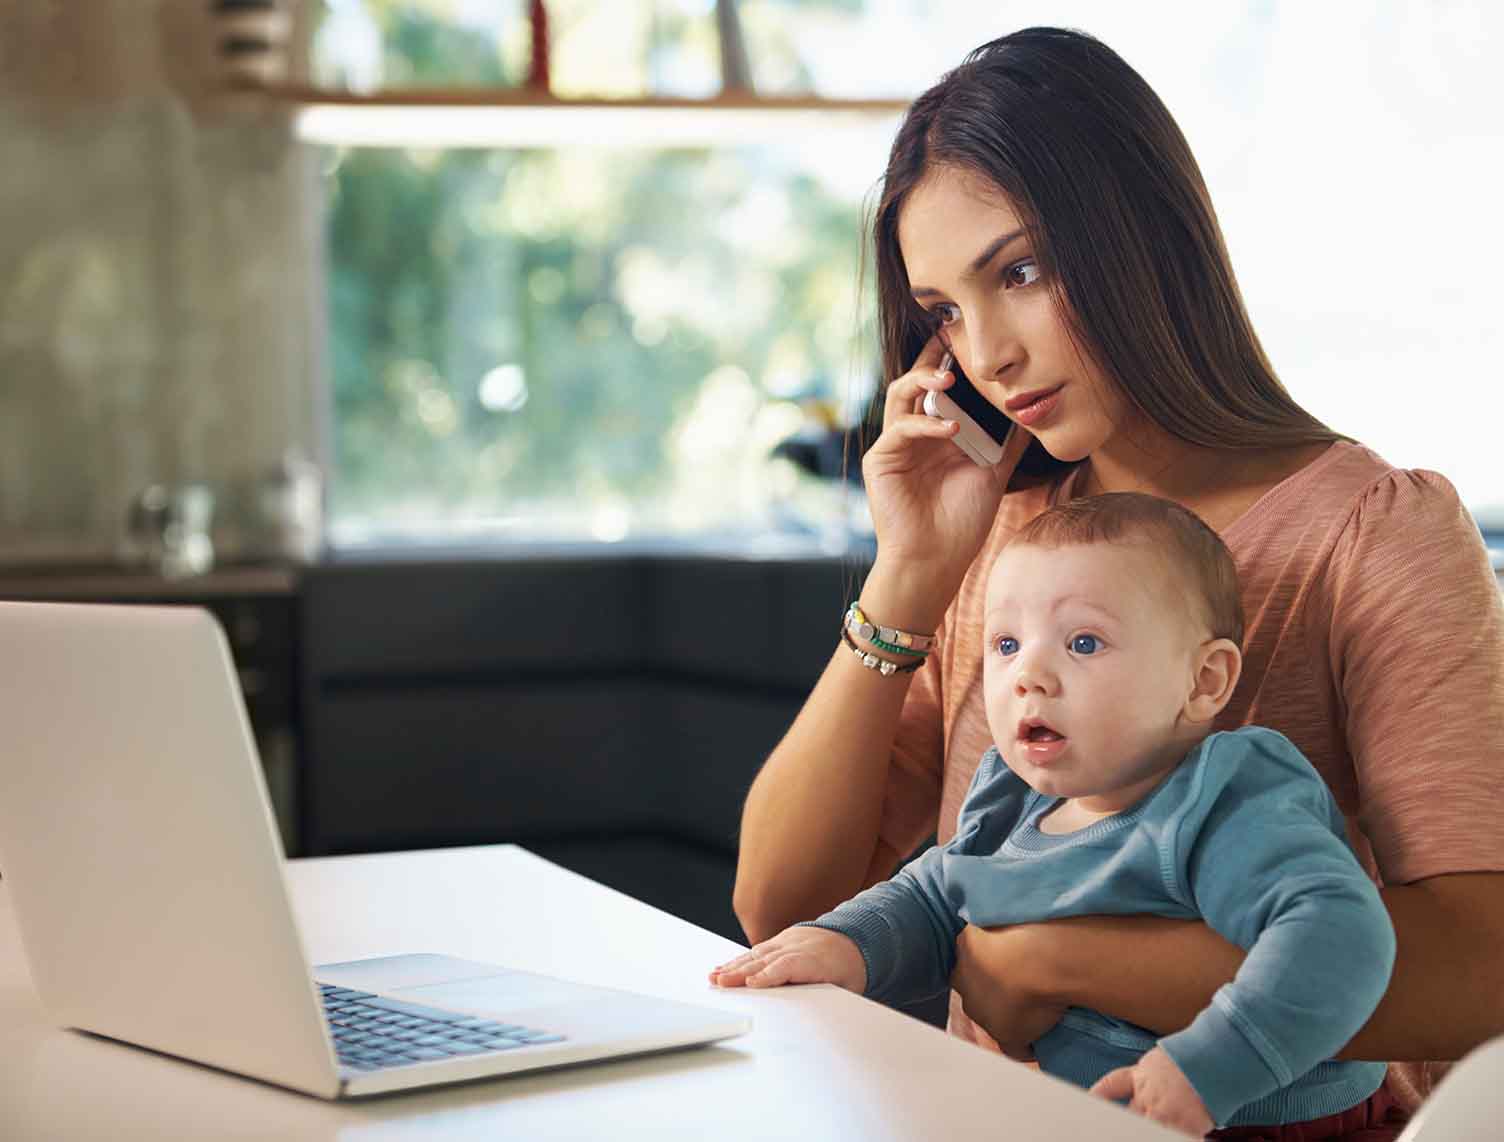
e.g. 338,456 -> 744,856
744,951 -> 812,988
708,950 -> 766,987
1089,1066 -> 1136,1105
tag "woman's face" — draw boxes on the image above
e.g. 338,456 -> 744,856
897,166 -> 1126,463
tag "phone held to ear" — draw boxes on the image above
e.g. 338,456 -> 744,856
922,351 -> 1016,467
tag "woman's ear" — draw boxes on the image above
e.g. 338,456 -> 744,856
1183,638 -> 1242,725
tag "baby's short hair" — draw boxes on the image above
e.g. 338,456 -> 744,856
1011,492 -> 1244,648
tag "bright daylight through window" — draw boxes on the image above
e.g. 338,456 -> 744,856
310,2 -> 1504,552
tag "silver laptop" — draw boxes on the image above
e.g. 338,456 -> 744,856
0,600 -> 750,1099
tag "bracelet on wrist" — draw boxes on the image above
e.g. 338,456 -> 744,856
867,632 -> 926,657
839,627 -> 925,676
843,602 -> 937,656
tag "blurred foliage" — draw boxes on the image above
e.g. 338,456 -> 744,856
328,1 -> 880,97
379,5 -> 511,87
321,3 -> 879,539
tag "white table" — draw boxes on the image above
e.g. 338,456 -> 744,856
0,844 -> 1176,1140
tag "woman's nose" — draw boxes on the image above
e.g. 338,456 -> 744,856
965,317 -> 1024,384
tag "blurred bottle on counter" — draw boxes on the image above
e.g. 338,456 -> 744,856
210,0 -> 295,88
123,484 -> 217,578
255,450 -> 324,564
528,0 -> 550,93
716,0 -> 752,95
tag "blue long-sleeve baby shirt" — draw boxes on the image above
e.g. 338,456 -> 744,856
804,726 -> 1395,1127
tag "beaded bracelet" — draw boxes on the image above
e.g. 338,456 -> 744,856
840,627 -> 925,676
843,602 -> 937,656
866,631 -> 926,657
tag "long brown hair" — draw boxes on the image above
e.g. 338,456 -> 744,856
869,27 -> 1347,486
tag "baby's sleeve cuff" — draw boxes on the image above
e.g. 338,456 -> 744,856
799,904 -> 895,1000
1158,993 -> 1286,1126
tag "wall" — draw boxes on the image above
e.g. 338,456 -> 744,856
0,1 -> 322,564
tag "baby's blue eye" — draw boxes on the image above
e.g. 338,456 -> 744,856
995,636 -> 1019,656
1070,634 -> 1100,655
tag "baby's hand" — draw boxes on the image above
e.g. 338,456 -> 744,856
709,926 -> 867,993
1089,1045 -> 1214,1139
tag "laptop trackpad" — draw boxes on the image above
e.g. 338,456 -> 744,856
396,971 -> 603,1016
316,953 -> 606,1016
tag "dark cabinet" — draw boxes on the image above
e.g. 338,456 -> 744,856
298,552 -> 864,942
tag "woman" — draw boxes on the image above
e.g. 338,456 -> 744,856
732,26 -> 1504,1135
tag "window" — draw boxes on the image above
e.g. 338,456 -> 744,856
314,1 -> 896,549
311,2 -> 1504,551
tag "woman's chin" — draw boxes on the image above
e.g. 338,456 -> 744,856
1029,428 -> 1091,463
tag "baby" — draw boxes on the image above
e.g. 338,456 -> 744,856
711,492 -> 1395,1138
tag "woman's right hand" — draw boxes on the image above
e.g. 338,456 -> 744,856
861,336 -> 1032,606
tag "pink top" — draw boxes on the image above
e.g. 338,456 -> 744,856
876,441 -> 1504,1112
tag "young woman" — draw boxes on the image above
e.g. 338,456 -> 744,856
732,26 -> 1504,1135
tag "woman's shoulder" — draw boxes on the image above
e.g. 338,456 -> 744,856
1237,439 -> 1471,546
1233,441 -> 1493,636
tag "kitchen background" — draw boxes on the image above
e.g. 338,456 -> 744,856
2,3 -> 1500,966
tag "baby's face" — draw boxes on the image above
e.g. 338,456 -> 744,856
982,540 -> 1207,800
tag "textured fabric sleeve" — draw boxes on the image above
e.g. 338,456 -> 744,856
804,749 -> 1025,1008
862,641 -> 947,889
1157,731 -> 1396,1126
1325,470 -> 1504,884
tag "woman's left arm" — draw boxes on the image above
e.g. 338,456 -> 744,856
954,872 -> 1504,1063
1344,872 -> 1504,1060
1325,470 -> 1504,1059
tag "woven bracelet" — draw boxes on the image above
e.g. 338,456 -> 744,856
840,627 -> 925,676
844,602 -> 936,656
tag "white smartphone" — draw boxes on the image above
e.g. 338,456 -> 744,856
922,351 -> 1015,467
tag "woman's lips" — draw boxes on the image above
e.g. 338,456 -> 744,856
1007,385 -> 1063,428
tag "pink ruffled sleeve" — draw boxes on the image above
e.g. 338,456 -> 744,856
1326,470 -> 1504,884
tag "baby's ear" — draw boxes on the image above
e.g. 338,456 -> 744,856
1183,638 -> 1242,725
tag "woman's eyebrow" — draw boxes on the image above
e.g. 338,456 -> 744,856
911,227 -> 1028,299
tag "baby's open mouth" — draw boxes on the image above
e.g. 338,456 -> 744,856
1018,718 -> 1065,743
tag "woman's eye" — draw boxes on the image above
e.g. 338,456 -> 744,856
1069,634 -> 1100,655
928,302 -> 961,326
995,636 -> 1019,657
1004,260 -> 1041,288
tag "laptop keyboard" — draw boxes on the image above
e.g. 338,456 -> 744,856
320,984 -> 566,1071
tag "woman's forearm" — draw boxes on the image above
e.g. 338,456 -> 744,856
1028,915 -> 1244,1035
733,565 -> 951,943
1017,873 -> 1504,1062
1338,873 -> 1504,1061
733,645 -> 911,942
